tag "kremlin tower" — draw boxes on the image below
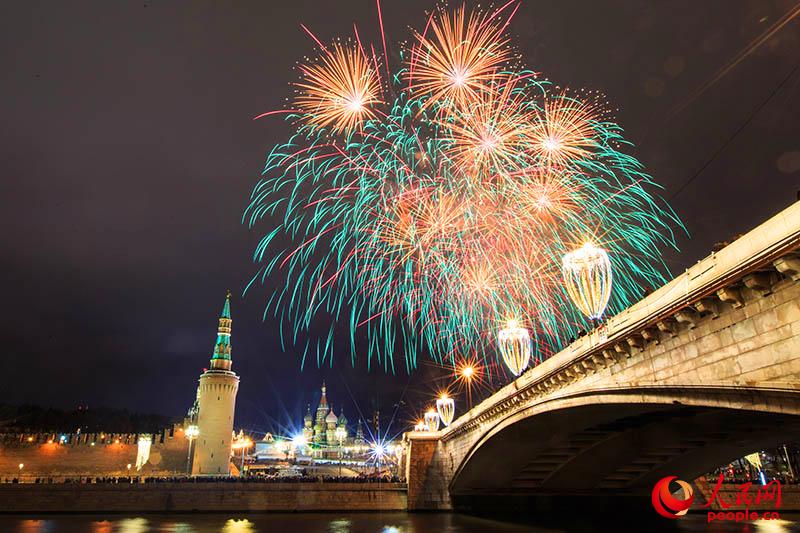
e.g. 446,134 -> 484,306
192,291 -> 240,476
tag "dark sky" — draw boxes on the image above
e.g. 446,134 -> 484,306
1,1 -> 798,438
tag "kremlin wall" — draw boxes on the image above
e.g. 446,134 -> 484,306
0,426 -> 189,479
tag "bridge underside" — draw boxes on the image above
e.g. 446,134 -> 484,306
450,401 -> 800,510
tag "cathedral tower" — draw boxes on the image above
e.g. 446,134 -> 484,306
313,382 -> 329,446
192,291 -> 240,476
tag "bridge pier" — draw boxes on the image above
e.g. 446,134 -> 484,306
405,433 -> 451,510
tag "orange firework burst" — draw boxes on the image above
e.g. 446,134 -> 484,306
296,43 -> 382,133
529,93 -> 597,167
442,77 -> 532,177
460,256 -> 497,302
409,6 -> 512,110
512,169 -> 579,223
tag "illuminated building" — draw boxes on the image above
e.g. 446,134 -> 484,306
192,291 -> 240,476
301,383 -> 365,458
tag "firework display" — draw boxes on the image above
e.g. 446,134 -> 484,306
245,3 -> 681,371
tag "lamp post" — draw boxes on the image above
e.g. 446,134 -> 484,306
18,463 -> 24,482
232,436 -> 253,477
292,434 -> 307,463
335,426 -> 346,477
460,364 -> 475,410
185,425 -> 199,475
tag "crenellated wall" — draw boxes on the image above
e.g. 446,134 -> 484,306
0,425 -> 190,478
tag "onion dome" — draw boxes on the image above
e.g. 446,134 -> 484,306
325,409 -> 338,424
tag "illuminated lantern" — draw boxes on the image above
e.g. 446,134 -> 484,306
562,242 -> 613,320
413,420 -> 426,432
497,320 -> 531,376
424,409 -> 440,432
436,395 -> 455,427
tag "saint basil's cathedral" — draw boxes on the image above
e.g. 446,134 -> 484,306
301,383 -> 367,456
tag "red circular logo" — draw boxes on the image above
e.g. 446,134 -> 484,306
651,476 -> 694,519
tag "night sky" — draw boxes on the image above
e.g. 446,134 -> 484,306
1,1 -> 798,438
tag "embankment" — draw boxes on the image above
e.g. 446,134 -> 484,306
0,482 -> 407,513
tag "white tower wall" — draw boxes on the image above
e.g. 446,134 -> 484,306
192,370 -> 239,475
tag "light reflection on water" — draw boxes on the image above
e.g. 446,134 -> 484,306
2,513 -> 799,532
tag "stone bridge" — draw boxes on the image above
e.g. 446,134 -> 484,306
405,201 -> 800,513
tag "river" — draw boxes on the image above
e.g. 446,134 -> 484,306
2,512 -> 800,532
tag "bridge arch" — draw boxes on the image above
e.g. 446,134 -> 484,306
449,386 -> 800,498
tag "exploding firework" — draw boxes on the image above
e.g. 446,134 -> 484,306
245,2 -> 682,372
295,42 -> 383,134
408,6 -> 512,110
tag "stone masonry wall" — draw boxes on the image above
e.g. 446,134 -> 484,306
0,428 -> 189,478
570,278 -> 800,395
0,482 -> 407,512
405,436 -> 451,510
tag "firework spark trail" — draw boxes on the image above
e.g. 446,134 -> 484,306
245,3 -> 684,371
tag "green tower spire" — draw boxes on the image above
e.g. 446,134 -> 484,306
211,290 -> 232,363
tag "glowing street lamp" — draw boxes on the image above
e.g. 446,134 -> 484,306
232,436 -> 253,477
292,433 -> 307,455
185,425 -> 199,475
413,420 -> 426,432
498,320 -> 531,376
371,442 -> 387,470
562,242 -> 613,321
335,426 -> 347,476
436,394 -> 455,427
456,361 -> 480,410
424,409 -> 440,432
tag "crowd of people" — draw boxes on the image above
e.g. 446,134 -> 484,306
1,473 -> 402,484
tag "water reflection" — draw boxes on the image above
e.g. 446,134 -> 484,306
91,520 -> 113,533
0,513 -> 799,532
753,519 -> 797,532
16,520 -> 47,533
118,518 -> 150,533
329,518 -> 352,533
222,518 -> 256,533
164,523 -> 198,533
